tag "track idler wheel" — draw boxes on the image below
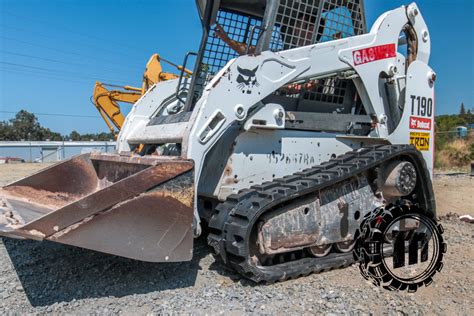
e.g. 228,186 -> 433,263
308,244 -> 332,257
334,240 -> 356,253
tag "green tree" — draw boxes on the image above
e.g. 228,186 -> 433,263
95,132 -> 114,141
0,110 -> 115,141
8,110 -> 43,140
460,103 -> 466,115
0,121 -> 12,140
0,110 -> 62,141
69,130 -> 81,141
42,127 -> 62,141
435,114 -> 466,132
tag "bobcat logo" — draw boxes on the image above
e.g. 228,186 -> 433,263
236,66 -> 259,94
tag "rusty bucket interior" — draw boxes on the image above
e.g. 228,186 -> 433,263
0,153 -> 194,262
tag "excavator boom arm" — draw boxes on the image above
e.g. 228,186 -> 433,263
92,82 -> 142,134
92,54 -> 191,134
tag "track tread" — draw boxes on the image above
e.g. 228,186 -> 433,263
207,145 -> 434,283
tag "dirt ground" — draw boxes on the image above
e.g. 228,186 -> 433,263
0,163 -> 54,185
433,173 -> 474,216
0,163 -> 473,315
3,163 -> 471,217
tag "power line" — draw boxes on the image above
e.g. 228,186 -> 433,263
2,10 -> 146,54
0,110 -> 99,119
1,64 -> 129,85
0,24 -> 147,64
0,61 -> 131,85
1,67 -> 129,86
0,67 -> 97,84
0,36 -> 144,70
0,50 -> 144,76
0,10 -> 187,76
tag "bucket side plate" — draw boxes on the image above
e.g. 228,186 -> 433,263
51,169 -> 194,262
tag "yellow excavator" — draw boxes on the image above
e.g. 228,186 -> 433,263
92,53 -> 191,135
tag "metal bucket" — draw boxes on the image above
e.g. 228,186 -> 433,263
0,153 -> 194,262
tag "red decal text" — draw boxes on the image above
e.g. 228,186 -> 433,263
353,44 -> 396,66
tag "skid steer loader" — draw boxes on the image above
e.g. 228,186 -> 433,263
0,0 -> 438,283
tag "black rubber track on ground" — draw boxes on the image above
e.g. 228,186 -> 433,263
208,144 -> 434,283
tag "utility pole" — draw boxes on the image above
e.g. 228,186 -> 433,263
28,132 -> 32,162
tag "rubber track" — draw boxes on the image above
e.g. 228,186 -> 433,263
208,145 -> 430,283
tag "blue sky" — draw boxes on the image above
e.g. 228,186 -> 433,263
0,0 -> 473,135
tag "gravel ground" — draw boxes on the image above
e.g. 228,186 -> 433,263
0,164 -> 473,315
